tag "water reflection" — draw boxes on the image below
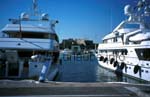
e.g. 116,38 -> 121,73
56,53 -> 148,84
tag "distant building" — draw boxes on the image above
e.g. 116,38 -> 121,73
60,38 -> 75,49
60,38 -> 98,51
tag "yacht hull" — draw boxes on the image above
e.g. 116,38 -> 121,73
96,44 -> 150,82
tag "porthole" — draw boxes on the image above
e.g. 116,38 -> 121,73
17,43 -> 21,46
145,70 -> 149,73
141,69 -> 144,72
34,65 -> 37,68
129,67 -> 131,69
146,64 -> 149,66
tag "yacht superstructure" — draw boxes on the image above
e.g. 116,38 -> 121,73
97,0 -> 150,82
0,0 -> 59,82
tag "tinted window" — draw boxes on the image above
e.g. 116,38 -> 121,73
135,48 -> 150,61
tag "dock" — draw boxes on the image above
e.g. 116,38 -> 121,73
0,80 -> 149,97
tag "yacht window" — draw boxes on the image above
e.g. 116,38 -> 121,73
103,40 -> 107,43
18,51 -> 34,58
7,32 -> 58,41
22,33 -> 49,38
8,32 -> 49,39
124,24 -> 140,29
9,33 -> 21,38
113,38 -> 117,42
135,48 -> 150,61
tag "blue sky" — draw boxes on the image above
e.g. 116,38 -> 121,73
0,0 -> 137,43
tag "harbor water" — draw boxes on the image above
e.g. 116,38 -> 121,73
56,53 -> 149,84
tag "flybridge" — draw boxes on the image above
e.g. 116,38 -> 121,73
7,0 -> 58,27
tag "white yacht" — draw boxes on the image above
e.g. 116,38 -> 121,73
0,0 -> 59,82
97,0 -> 150,82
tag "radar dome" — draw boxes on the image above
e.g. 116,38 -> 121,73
21,12 -> 29,20
41,13 -> 49,20
124,5 -> 133,16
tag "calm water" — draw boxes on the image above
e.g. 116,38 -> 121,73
56,53 -> 148,84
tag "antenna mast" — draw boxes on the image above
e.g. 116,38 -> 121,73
33,0 -> 38,16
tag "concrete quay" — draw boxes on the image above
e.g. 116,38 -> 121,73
0,80 -> 150,97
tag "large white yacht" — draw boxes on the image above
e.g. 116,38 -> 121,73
0,0 -> 59,82
97,0 -> 150,82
